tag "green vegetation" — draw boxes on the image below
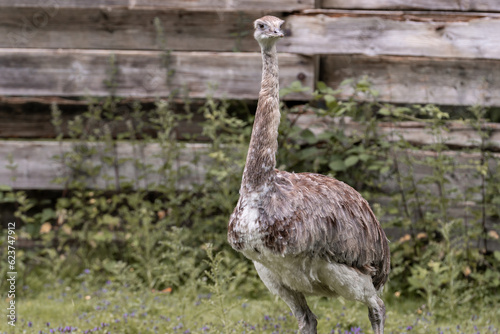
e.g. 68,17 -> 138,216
1,79 -> 500,333
10,269 -> 500,333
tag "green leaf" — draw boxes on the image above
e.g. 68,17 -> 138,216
344,156 -> 359,168
359,153 -> 371,162
38,208 -> 56,224
316,81 -> 327,91
280,80 -> 310,97
0,185 -> 13,191
380,166 -> 391,174
298,147 -> 319,160
315,81 -> 337,96
301,129 -> 317,144
340,78 -> 354,87
324,94 -> 338,110
316,131 -> 334,141
329,159 -> 346,171
370,89 -> 380,97
379,108 -> 391,116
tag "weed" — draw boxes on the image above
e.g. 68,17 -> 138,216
0,78 -> 499,323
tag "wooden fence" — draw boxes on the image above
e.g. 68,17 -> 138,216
1,0 -> 500,191
2,1 -> 500,104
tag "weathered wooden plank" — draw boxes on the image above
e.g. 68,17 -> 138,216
0,0 -> 314,11
1,8 -> 264,51
320,55 -> 500,106
379,121 -> 500,151
0,140 -> 210,190
3,8 -> 500,54
298,9 -> 500,21
1,140 -> 498,192
383,149 -> 500,201
321,0 -> 500,12
281,11 -> 500,59
291,112 -> 500,151
0,49 -> 314,100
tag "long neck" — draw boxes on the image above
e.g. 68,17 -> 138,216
241,44 -> 281,194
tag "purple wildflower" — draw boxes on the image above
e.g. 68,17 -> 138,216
351,327 -> 362,334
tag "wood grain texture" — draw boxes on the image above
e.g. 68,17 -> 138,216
384,148 -> 500,199
1,140 -> 498,192
291,112 -> 500,151
320,55 -> 500,106
281,12 -> 500,58
0,140 -> 210,190
0,49 -> 314,100
1,8 -> 263,51
321,0 -> 500,12
3,8 -> 499,54
0,0 -> 314,11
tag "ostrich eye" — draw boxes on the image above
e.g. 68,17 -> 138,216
258,23 -> 265,29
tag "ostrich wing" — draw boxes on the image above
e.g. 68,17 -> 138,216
262,171 -> 390,290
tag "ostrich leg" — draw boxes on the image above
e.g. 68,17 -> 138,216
367,295 -> 386,334
283,290 -> 317,334
254,262 -> 317,334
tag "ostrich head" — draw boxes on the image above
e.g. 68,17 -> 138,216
254,16 -> 285,50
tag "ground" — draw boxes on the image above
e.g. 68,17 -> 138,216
5,280 -> 500,334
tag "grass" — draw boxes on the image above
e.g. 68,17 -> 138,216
5,277 -> 500,334
4,83 -> 499,333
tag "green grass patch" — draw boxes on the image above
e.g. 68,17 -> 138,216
7,279 -> 500,334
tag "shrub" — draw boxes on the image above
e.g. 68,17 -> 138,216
1,80 -> 499,316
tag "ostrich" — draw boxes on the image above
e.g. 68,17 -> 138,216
228,16 -> 390,334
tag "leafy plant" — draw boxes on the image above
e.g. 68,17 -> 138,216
2,77 -> 499,317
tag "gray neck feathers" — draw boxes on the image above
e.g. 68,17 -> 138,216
241,44 -> 281,194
